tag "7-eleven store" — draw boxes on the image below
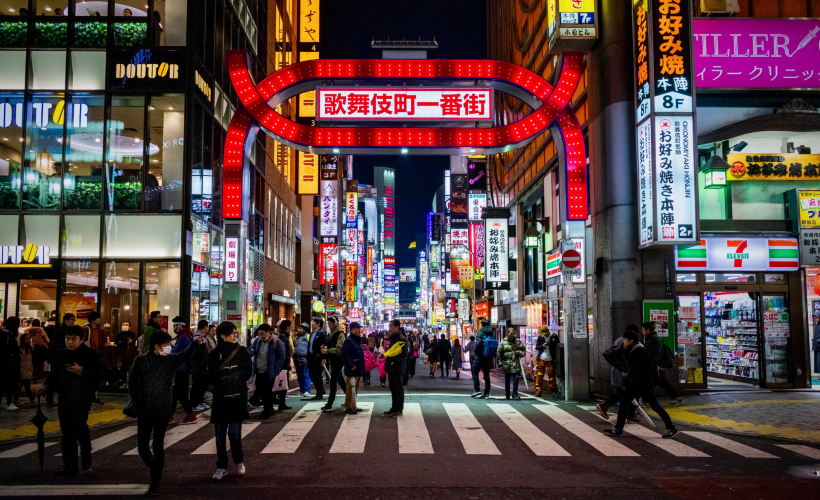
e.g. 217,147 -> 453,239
673,236 -> 808,389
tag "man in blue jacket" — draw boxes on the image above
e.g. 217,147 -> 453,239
471,319 -> 494,398
249,324 -> 285,419
340,322 -> 364,415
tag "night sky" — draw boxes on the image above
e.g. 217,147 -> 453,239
321,0 -> 487,269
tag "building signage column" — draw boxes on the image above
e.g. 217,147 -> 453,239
483,207 -> 510,290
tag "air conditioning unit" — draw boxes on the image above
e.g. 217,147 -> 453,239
700,0 -> 740,15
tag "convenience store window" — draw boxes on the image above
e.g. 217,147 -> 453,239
676,295 -> 703,384
762,294 -> 790,385
704,292 -> 760,382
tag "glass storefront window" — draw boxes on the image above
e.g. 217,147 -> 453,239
23,96 -> 63,210
705,273 -> 756,283
63,214 -> 100,257
102,260 -> 139,335
0,2 -> 29,48
65,95 -> 104,210
60,260 -> 99,327
106,96 -> 144,211
73,19 -> 108,47
0,214 -> 17,245
103,214 -> 181,258
762,294 -> 791,385
676,295 -> 703,384
0,93 -> 24,209
143,262 -> 180,327
704,292 -> 759,381
147,95 -> 184,211
69,51 -> 106,89
154,0 -> 186,46
676,273 -> 697,282
20,278 -> 57,324
30,50 -> 67,90
23,214 -> 59,252
115,0 -> 148,17
191,219 -> 210,266
0,51 -> 26,88
75,1 -> 109,16
191,264 -> 211,326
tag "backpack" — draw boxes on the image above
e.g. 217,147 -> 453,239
482,337 -> 499,359
658,343 -> 676,369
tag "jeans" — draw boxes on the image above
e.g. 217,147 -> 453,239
344,376 -> 361,412
137,418 -> 168,483
308,361 -> 324,396
388,372 -> 404,412
325,362 -> 345,406
214,422 -> 244,470
504,372 -> 520,398
294,360 -> 310,393
656,369 -> 679,400
172,371 -> 193,415
59,412 -> 91,468
472,362 -> 491,394
255,371 -> 273,412
615,382 -> 675,432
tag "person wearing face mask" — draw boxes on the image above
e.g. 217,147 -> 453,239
115,321 -> 138,388
128,330 -> 204,496
170,317 -> 198,425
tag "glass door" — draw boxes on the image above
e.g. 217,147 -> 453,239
761,294 -> 791,386
703,291 -> 761,385
676,295 -> 704,385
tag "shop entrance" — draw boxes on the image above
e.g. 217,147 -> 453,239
0,268 -> 60,326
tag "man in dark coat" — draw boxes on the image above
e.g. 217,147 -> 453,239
305,317 -> 328,400
471,319 -> 495,398
208,321 -> 252,480
1,317 -> 21,411
341,322 -> 365,414
249,324 -> 285,419
46,313 -> 75,406
384,319 -> 408,417
641,322 -> 682,405
170,317 -> 197,424
37,326 -> 101,476
128,330 -> 203,496
603,330 -> 678,439
438,333 -> 452,377
321,316 -> 347,412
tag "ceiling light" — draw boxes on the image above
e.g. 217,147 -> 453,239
151,272 -> 157,275
2,138 -> 7,141
401,148 -> 408,154
127,267 -> 134,271
168,106 -> 174,110
163,305 -> 170,310
94,137 -> 100,143
44,7 -> 52,11
333,148 -> 340,153
148,106 -> 155,111
124,305 -> 130,310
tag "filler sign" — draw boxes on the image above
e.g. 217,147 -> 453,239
632,0 -> 698,248
484,208 -> 510,290
317,88 -> 492,120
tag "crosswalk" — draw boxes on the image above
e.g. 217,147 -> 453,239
1,401 -> 818,461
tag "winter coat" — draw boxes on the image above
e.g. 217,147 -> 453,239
375,355 -> 387,377
208,342 -> 252,424
362,347 -> 376,372
172,329 -> 194,372
497,338 -> 525,374
607,337 -> 628,389
385,332 -> 409,374
0,328 -> 21,381
326,325 -> 346,366
535,333 -> 559,362
48,323 -> 68,362
128,340 -> 199,423
451,346 -> 463,369
439,339 -> 452,359
140,321 -> 162,354
341,334 -> 365,377
464,340 -> 476,358
278,329 -> 294,370
46,344 -> 101,418
367,335 -> 376,350
474,326 -> 495,368
307,329 -> 328,363
293,333 -> 310,361
249,336 -> 286,380
643,332 -> 663,365
623,342 -> 657,386
27,327 -> 49,350
19,348 -> 33,380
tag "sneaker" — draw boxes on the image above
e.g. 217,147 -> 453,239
380,383 -> 385,387
180,413 -> 197,425
212,469 -> 227,480
145,482 -> 160,497
390,411 -> 403,417
383,410 -> 396,416
479,393 -> 489,399
602,428 -> 624,437
54,464 -> 78,477
512,394 -> 521,400
670,397 -> 683,407
194,403 -> 208,412
6,403 -> 18,411
236,463 -> 246,476
321,406 -> 333,412
92,397 -> 104,406
470,392 -> 481,398
662,428 -> 680,439
302,392 -> 311,397
596,402 -> 609,420
168,415 -> 176,424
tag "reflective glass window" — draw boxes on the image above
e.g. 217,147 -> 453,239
0,1 -> 29,48
102,260 -> 140,338
60,260 -> 99,327
23,214 -> 59,252
0,51 -> 26,88
63,214 -> 100,257
106,96 -> 143,211
143,262 -> 180,325
75,1 -> 109,16
69,51 -> 106,90
0,93 -> 24,209
23,95 -> 64,210
0,213 -> 17,245
103,214 -> 181,257
155,0 -> 186,46
147,94 -> 183,211
65,95 -> 104,210
30,50 -> 67,90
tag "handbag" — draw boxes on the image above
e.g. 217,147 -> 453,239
272,370 -> 288,391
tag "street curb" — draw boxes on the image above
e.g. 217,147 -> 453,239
0,416 -> 136,446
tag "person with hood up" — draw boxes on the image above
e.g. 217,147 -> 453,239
471,319 -> 495,398
340,322 -> 365,414
384,319 -> 408,417
208,322 -> 252,481
534,326 -> 559,397
128,330 -> 203,496
292,322 -> 312,396
497,327 -> 526,400
249,324 -> 285,419
170,317 -> 198,425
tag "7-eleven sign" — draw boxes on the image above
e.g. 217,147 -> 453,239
677,237 -> 799,271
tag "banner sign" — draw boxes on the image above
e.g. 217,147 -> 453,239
693,18 -> 820,90
469,223 -> 486,270
399,268 -> 417,282
484,208 -> 510,290
317,88 -> 492,120
468,193 -> 486,221
726,153 -> 820,182
632,0 -> 698,248
346,190 -> 358,228
428,212 -> 444,243
225,237 -> 239,282
468,159 -> 487,191
367,246 -> 373,279
676,237 -> 799,271
319,239 -> 338,287
320,180 -> 338,236
345,264 -> 357,302
298,151 -> 319,195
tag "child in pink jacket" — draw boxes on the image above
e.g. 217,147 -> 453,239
375,354 -> 387,387
361,339 -> 375,386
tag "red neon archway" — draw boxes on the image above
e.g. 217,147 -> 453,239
223,51 -> 587,220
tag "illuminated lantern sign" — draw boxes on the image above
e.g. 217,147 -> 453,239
549,0 -> 599,54
317,88 -> 492,121
319,239 -> 338,288
632,0 -> 698,248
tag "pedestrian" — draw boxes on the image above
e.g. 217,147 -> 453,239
341,322 -> 365,414
405,330 -> 418,379
534,326 -> 559,397
140,311 -> 163,354
426,337 -> 439,376
361,336 -> 374,386
27,319 -> 49,380
47,314 -> 74,406
115,321 -> 138,389
641,322 -> 682,405
249,324 -> 284,419
272,320 -> 293,412
321,316 -> 346,412
205,324 -> 218,353
383,319 -> 408,417
422,332 -> 430,353
190,320 -> 211,411
375,351 -> 387,386
367,332 -> 376,352
292,322 -> 312,396
498,327 -> 526,400
128,329 -> 203,496
464,335 -> 476,368
0,317 -> 21,411
36,325 -> 102,476
170,317 -> 197,424
82,312 -> 106,405
451,338 -> 463,379
597,326 -> 640,422
438,333 -> 452,377
209,321 -> 252,481
471,319 -> 496,398
14,333 -> 35,406
603,330 -> 679,439
305,317 -> 328,400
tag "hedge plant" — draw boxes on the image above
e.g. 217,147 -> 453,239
112,182 -> 142,210
74,22 -> 107,47
113,23 -> 147,47
0,182 -> 19,209
0,22 -> 27,47
65,181 -> 102,210
34,22 -> 67,46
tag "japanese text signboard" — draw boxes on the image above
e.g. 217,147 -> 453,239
632,0 -> 698,248
484,208 -> 510,290
298,151 -> 319,195
799,230 -> 820,268
317,88 -> 492,121
468,193 -> 486,221
469,223 -> 486,271
798,190 -> 820,227
726,154 -> 820,182
319,157 -> 338,237
345,264 -> 357,302
225,237 -> 239,283
550,0 -> 598,54
346,191 -> 358,228
319,239 -> 338,288
450,174 -> 469,229
693,19 -> 820,90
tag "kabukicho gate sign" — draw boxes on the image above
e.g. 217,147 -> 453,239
222,50 -> 588,221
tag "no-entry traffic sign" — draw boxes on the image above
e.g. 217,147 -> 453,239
562,249 -> 582,269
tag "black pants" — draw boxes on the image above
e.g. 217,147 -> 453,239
655,369 -> 679,400
472,362 -> 491,394
308,361 -> 324,396
172,372 -> 192,414
14,380 -> 33,402
190,368 -> 208,407
325,362 -> 345,406
388,372 -> 404,412
137,417 -> 168,483
407,356 -> 416,377
255,371 -> 274,412
615,382 -> 675,432
439,355 -> 451,375
60,412 -> 91,468
274,390 -> 287,409
605,387 -> 626,407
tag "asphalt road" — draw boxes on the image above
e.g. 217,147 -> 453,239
1,372 -> 819,499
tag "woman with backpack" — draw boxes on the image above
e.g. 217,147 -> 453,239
641,322 -> 682,406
